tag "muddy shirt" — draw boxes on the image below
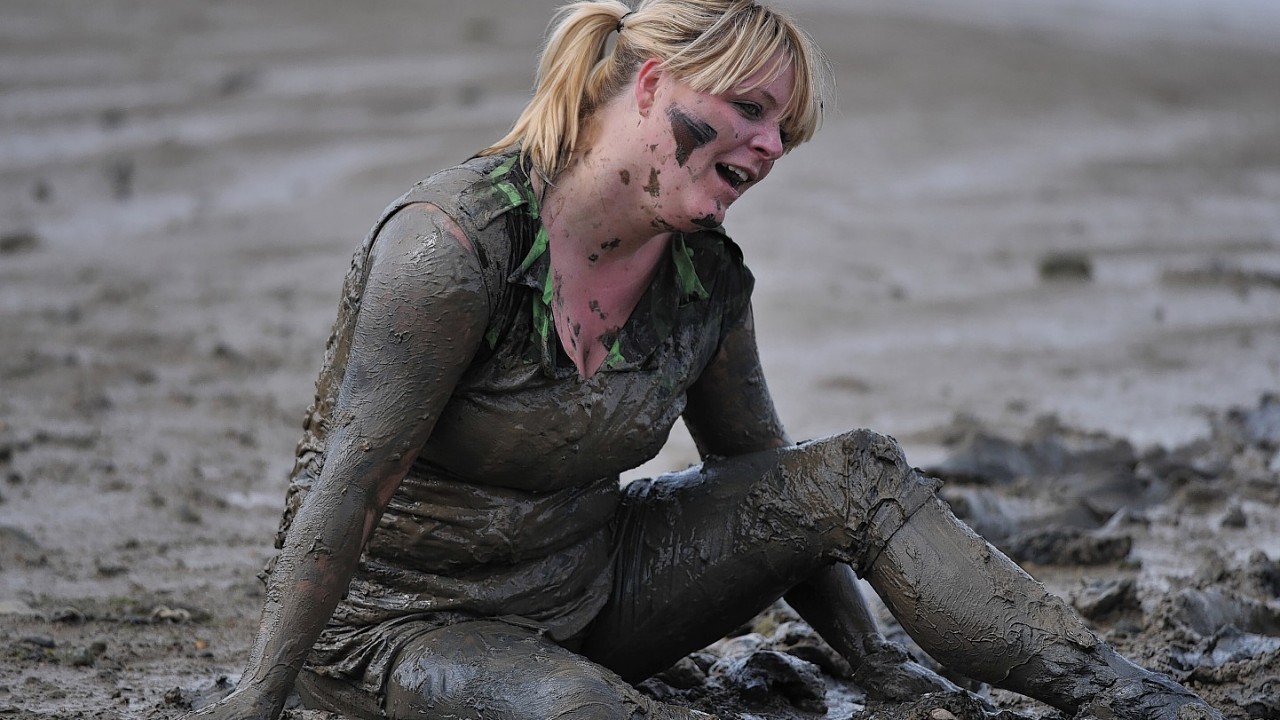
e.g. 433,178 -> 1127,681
279,152 -> 756,680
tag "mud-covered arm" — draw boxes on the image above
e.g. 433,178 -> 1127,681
189,203 -> 489,720
682,305 -> 789,456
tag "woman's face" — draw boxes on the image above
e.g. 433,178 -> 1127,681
634,55 -> 796,233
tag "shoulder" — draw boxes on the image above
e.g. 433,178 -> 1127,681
365,152 -> 533,294
374,202 -> 473,260
395,153 -> 532,233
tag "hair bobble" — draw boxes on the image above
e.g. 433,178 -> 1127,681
617,11 -> 634,34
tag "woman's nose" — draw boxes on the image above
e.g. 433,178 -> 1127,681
751,125 -> 785,160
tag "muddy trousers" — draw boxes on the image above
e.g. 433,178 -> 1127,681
299,429 -> 1218,719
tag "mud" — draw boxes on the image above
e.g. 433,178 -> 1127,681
669,106 -> 718,168
2,0 -> 1279,718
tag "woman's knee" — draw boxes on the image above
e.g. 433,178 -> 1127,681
776,429 -> 942,573
384,621 -> 650,720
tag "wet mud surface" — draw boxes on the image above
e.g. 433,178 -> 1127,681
2,0 -> 1279,718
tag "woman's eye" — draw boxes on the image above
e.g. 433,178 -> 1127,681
734,101 -> 763,119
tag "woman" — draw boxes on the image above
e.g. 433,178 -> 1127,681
191,1 -> 1221,718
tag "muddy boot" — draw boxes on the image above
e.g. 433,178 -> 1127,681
861,476 -> 1224,719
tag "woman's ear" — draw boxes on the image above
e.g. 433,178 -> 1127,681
633,57 -> 664,117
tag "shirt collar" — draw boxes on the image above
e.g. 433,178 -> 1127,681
496,162 -> 712,375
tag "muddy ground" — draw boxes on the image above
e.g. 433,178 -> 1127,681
1,0 -> 1278,718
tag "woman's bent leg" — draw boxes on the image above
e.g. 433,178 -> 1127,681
584,428 -> 1221,718
784,562 -> 966,701
377,620 -> 712,720
582,429 -> 939,680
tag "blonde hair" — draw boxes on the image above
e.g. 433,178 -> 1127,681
479,0 -> 834,180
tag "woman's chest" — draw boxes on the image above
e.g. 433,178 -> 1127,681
419,318 -> 720,490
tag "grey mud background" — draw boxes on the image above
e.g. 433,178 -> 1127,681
2,0 -> 1279,718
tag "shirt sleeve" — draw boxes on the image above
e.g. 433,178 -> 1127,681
682,246 -> 789,458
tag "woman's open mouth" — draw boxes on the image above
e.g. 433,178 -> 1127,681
716,163 -> 751,191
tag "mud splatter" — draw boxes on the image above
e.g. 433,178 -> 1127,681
589,300 -> 608,320
668,106 -> 717,167
588,253 -> 600,263
651,216 -> 677,233
619,169 -> 631,186
643,168 -> 661,197
600,238 -> 622,251
692,215 -> 718,229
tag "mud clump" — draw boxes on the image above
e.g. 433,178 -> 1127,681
1004,526 -> 1133,566
640,607 -> 851,717
0,230 -> 40,255
1146,552 -> 1280,719
1038,251 -> 1094,282
714,650 -> 829,714
641,605 -> 1019,719
929,400 -> 1280,566
1071,577 -> 1141,622
853,691 -> 1029,720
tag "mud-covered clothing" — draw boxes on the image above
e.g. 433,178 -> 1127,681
276,152 -> 761,690
295,429 -> 945,720
263,154 -> 1205,720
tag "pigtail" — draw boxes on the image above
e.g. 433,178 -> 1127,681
480,1 -> 633,180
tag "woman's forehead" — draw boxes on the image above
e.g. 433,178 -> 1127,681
721,55 -> 797,108
690,47 -> 796,95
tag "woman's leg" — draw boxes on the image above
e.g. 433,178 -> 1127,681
582,429 -> 1221,718
785,562 -> 968,701
372,620 -> 713,720
582,429 -> 942,680
866,495 -> 1219,718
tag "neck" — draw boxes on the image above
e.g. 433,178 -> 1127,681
531,143 -> 674,379
541,172 -> 670,269
535,111 -> 673,266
